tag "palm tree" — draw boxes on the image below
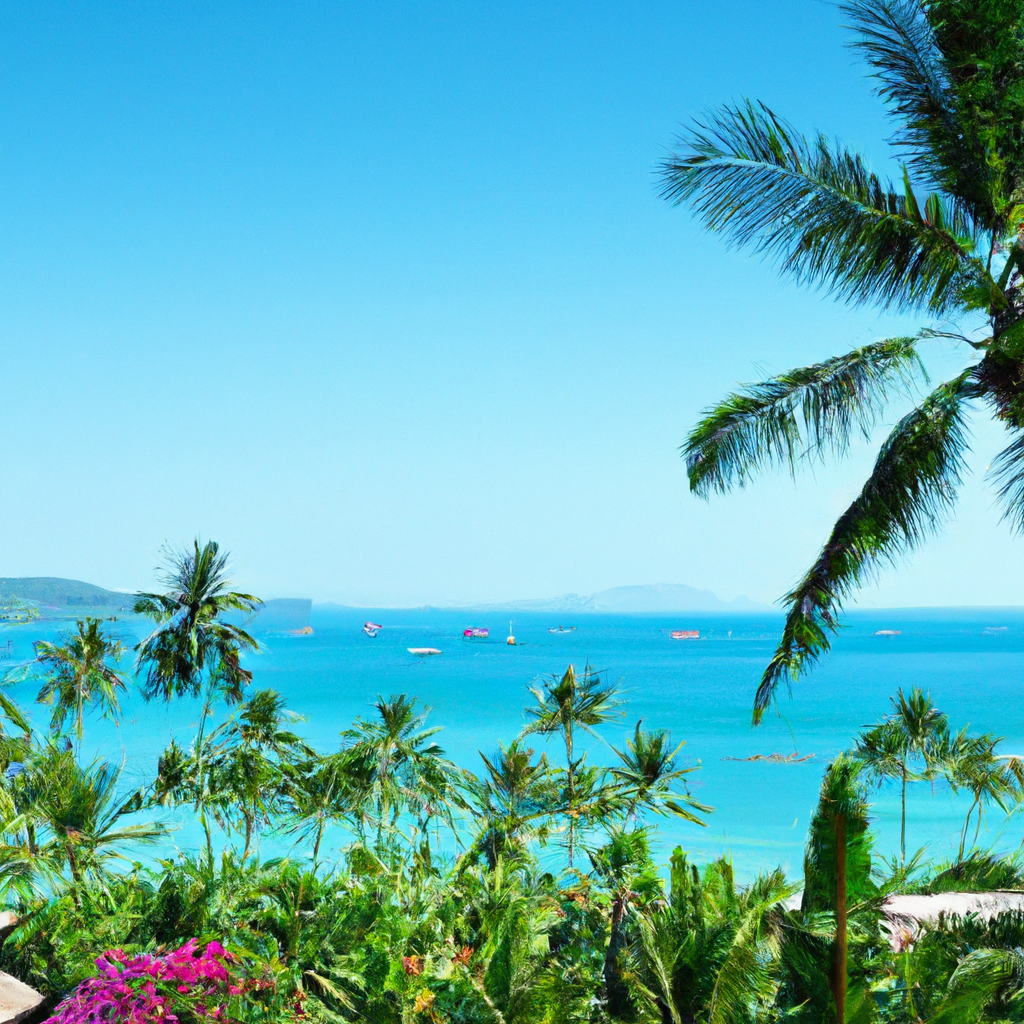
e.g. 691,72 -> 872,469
466,741 -> 557,869
521,664 -> 622,865
27,743 -> 168,894
630,848 -> 796,1024
134,539 -> 262,737
610,721 -> 712,827
801,754 -> 875,1024
33,618 -> 127,747
854,686 -> 947,862
939,729 -> 1023,860
282,751 -> 365,872
660,2 -> 1024,722
340,694 -> 464,857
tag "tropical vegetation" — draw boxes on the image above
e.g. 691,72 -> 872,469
662,0 -> 1024,721
0,541 -> 1014,1024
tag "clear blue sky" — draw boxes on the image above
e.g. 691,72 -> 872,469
0,1 -> 1018,607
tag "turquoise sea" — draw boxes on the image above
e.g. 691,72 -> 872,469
5,606 -> 1024,878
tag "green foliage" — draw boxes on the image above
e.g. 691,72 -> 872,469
666,0 -> 1024,721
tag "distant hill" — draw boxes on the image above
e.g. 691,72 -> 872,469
0,577 -> 136,611
588,584 -> 762,612
0,578 -> 312,629
481,583 -> 764,613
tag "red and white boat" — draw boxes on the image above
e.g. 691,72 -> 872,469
670,629 -> 699,640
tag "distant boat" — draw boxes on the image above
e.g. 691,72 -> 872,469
670,630 -> 699,640
506,620 -> 516,646
463,627 -> 489,638
408,647 -> 442,656
874,630 -> 902,637
363,621 -> 382,637
548,626 -> 576,633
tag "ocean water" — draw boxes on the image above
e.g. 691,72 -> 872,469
4,606 -> 1024,879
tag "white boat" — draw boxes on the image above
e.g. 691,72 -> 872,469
408,647 -> 442,656
363,621 -> 381,637
548,626 -> 576,633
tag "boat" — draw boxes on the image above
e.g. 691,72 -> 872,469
548,626 -> 576,633
408,647 -> 442,656
670,630 -> 699,640
506,620 -> 516,646
363,621 -> 382,637
463,627 -> 489,638
874,630 -> 902,637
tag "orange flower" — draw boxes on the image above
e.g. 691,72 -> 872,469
452,946 -> 473,967
402,955 -> 424,976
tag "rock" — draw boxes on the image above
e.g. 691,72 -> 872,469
0,971 -> 44,1023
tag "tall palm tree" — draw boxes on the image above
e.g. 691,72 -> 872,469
33,618 -> 127,747
940,728 -> 1023,860
134,539 -> 262,734
854,686 -> 946,861
801,755 -> 876,1024
660,1 -> 1024,722
521,664 -> 622,865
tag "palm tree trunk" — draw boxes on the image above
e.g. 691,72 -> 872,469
565,718 -> 575,867
900,765 -> 907,864
201,809 -> 214,864
833,811 -> 847,1024
958,798 -> 978,862
312,819 -> 324,873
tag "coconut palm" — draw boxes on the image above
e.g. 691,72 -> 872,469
854,686 -> 947,861
630,848 -> 796,1024
661,2 -> 1024,722
610,722 -> 712,827
521,664 -> 623,865
939,728 -> 1024,860
33,617 -> 127,747
340,694 -> 465,856
466,741 -> 557,869
134,539 -> 261,730
27,743 -> 168,891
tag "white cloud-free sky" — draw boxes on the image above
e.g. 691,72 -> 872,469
0,1 -> 1018,607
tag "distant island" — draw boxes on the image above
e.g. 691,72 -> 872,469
0,577 -> 312,629
476,583 -> 765,613
0,577 -> 137,612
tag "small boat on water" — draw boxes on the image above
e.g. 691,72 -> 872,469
874,630 -> 902,637
463,627 -> 489,638
363,621 -> 382,637
671,630 -> 699,640
548,626 -> 577,633
408,647 -> 442,656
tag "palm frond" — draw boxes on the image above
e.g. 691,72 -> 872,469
659,100 -> 988,313
754,373 -> 971,722
840,0 -> 995,228
684,337 -> 923,496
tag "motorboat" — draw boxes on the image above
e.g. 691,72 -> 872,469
408,647 -> 442,656
548,626 -> 576,633
670,630 -> 699,640
463,627 -> 489,638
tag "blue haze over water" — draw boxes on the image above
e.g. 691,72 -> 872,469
5,606 -> 1024,879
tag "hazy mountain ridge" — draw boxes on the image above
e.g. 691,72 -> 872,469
476,583 -> 764,613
